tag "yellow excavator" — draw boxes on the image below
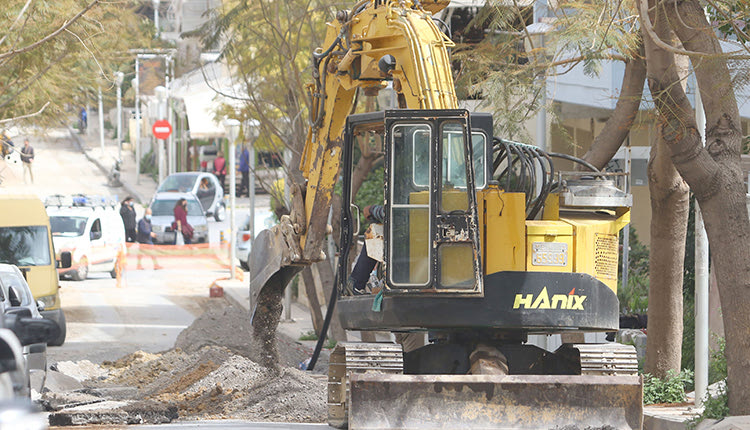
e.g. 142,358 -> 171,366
248,0 -> 643,428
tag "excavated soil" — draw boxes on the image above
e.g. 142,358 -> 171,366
49,301 -> 328,423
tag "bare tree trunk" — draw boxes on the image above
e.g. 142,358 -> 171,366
300,267 -> 324,333
639,0 -> 690,379
315,260 -> 348,342
644,132 -> 689,376
581,44 -> 646,170
640,0 -> 750,412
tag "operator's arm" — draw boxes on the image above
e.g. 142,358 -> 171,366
364,205 -> 385,224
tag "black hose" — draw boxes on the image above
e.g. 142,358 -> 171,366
306,269 -> 338,371
547,152 -> 601,172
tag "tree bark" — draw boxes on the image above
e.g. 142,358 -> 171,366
639,0 -> 691,379
300,266 -> 324,333
640,0 -> 750,412
644,132 -> 690,376
315,260 -> 348,342
581,44 -> 647,170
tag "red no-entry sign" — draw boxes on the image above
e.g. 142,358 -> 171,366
152,120 -> 172,140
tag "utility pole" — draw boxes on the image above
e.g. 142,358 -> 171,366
134,57 -> 141,184
98,86 -> 105,152
115,72 -> 124,161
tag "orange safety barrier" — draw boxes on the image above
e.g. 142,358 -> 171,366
123,242 -> 237,273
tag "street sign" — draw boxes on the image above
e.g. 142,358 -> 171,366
152,120 -> 172,140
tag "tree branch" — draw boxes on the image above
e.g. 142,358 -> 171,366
0,101 -> 50,124
581,41 -> 647,170
0,0 -> 101,61
638,0 -> 750,60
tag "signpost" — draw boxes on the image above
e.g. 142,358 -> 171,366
152,119 -> 172,140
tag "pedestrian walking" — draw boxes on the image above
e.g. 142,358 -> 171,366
80,107 -> 88,132
172,198 -> 193,245
136,208 -> 163,270
120,196 -> 137,243
213,151 -> 226,191
20,139 -> 34,184
238,145 -> 250,197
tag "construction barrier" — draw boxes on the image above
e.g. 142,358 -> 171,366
121,242 -> 239,275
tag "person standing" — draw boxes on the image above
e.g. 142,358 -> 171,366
238,145 -> 250,197
120,197 -> 137,243
213,151 -> 226,191
80,107 -> 88,132
172,198 -> 193,245
20,139 -> 34,184
136,208 -> 162,270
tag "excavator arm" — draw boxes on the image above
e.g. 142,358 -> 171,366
249,0 -> 461,315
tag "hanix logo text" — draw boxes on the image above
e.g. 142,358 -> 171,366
513,287 -> 586,310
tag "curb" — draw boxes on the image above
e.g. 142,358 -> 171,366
66,128 -> 146,204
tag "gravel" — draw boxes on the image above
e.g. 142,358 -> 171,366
45,301 -> 329,424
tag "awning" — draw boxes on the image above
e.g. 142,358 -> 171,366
180,90 -> 225,139
170,61 -> 245,140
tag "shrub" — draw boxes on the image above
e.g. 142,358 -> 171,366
298,330 -> 318,341
688,384 -> 729,429
643,369 -> 693,405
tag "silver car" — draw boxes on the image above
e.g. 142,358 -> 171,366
156,172 -> 226,221
0,264 -> 59,396
148,193 -> 209,244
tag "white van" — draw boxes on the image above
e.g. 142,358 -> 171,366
45,195 -> 126,281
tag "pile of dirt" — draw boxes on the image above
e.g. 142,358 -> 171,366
86,345 -> 327,422
50,302 -> 330,423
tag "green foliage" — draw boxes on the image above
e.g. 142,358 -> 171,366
298,330 -> 318,341
0,1 -> 151,126
617,226 -> 650,315
707,1 -> 750,43
701,385 -> 730,420
709,337 -> 727,384
324,338 -> 337,349
453,0 -> 641,141
688,384 -> 730,429
642,369 -> 694,405
682,197 -> 697,371
198,0 -> 335,184
140,149 -> 158,181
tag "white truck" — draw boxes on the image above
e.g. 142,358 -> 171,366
45,195 -> 127,281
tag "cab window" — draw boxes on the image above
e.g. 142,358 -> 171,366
90,219 -> 102,240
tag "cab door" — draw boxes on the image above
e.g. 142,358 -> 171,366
384,110 -> 483,295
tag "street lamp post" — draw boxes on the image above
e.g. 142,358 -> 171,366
244,119 -> 260,248
115,72 -> 124,161
134,56 -> 141,184
152,0 -> 160,38
98,86 -> 105,152
224,118 -> 241,280
154,85 -> 167,184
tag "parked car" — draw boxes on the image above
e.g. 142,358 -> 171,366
156,172 -> 226,221
0,264 -> 57,396
236,209 -> 277,271
46,195 -> 126,281
149,193 -> 209,244
0,195 -> 70,347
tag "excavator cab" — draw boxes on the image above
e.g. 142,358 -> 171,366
340,110 -> 484,297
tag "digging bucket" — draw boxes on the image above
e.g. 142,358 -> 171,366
348,373 -> 643,429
